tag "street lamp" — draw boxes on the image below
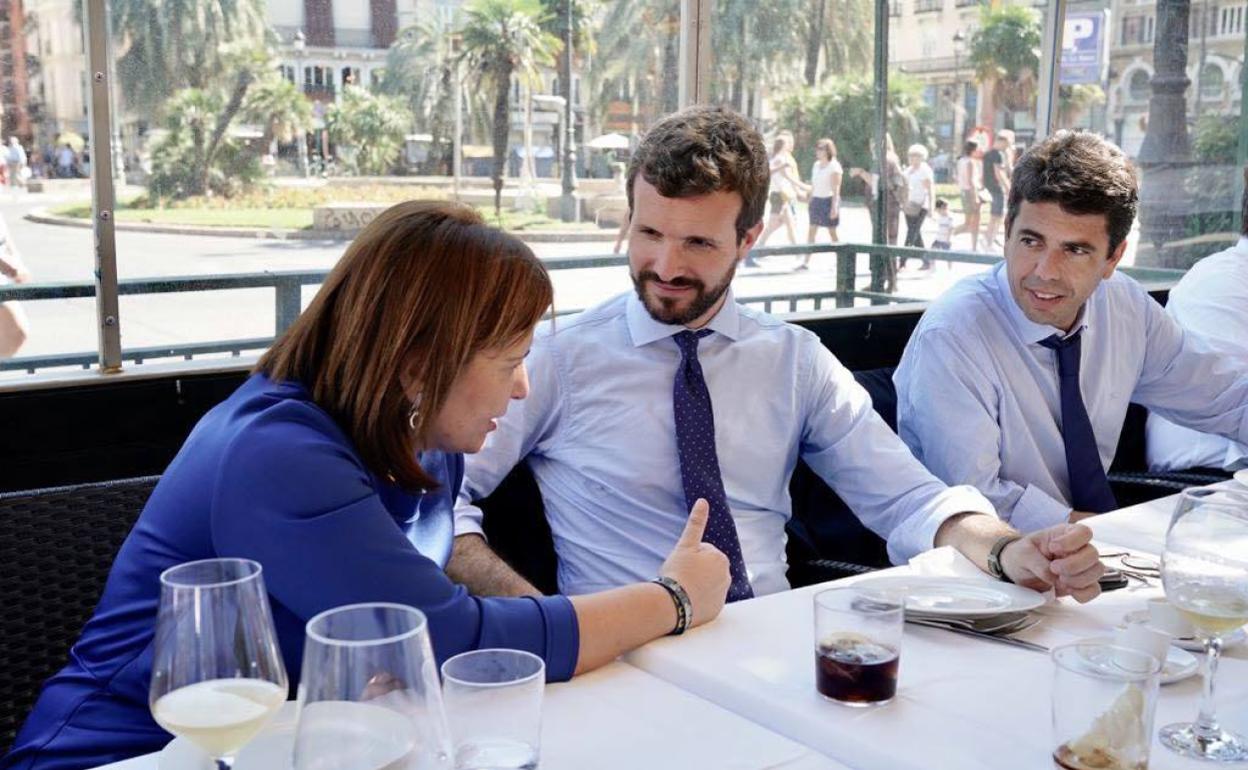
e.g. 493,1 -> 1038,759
293,30 -> 309,178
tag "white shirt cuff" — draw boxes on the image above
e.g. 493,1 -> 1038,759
1008,484 -> 1072,533
453,502 -> 487,539
888,484 -> 996,564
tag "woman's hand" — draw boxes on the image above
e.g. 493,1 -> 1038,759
659,499 -> 730,628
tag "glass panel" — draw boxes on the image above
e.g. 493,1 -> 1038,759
710,0 -> 888,309
1058,0 -> 1246,274
0,0 -> 96,381
0,0 -> 686,380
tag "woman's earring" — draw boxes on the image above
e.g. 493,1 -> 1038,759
407,393 -> 423,431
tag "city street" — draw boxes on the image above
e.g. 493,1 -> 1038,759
1,189 -> 998,377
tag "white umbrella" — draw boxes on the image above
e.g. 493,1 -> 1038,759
587,133 -> 630,150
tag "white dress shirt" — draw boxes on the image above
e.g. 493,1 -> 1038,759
456,291 -> 995,596
1146,237 -> 1248,472
895,262 -> 1248,532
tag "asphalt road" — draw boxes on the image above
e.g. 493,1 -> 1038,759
0,190 -> 994,378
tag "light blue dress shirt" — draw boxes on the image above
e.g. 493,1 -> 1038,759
895,263 -> 1248,532
456,290 -> 994,596
1146,237 -> 1248,472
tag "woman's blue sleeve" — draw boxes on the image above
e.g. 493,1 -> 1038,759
208,405 -> 580,681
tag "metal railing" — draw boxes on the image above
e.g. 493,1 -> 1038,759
0,243 -> 1185,376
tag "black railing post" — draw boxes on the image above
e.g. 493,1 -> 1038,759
835,246 -> 855,308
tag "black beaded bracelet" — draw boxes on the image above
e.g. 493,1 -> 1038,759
651,576 -> 692,635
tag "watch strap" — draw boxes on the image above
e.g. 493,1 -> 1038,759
987,535 -> 1022,583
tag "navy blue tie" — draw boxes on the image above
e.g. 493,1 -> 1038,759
1039,332 -> 1117,514
672,330 -> 754,601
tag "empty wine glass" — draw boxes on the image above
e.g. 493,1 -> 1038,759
149,558 -> 289,769
1159,486 -> 1248,762
292,602 -> 452,770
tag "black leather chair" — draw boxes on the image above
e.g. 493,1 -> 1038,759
0,476 -> 158,754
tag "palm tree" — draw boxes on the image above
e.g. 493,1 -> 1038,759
969,5 -> 1042,130
325,86 -> 414,176
381,21 -> 457,174
804,0 -> 874,85
592,0 -> 680,126
459,0 -> 560,216
108,0 -> 268,115
243,75 -> 314,154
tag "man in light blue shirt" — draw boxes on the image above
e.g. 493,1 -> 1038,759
449,106 -> 1106,602
1146,230 -> 1248,474
895,131 -> 1248,532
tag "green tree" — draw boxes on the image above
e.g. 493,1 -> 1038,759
148,88 -> 262,199
775,74 -> 929,184
243,74 -> 314,152
968,5 -> 1041,129
325,85 -> 414,176
381,21 -> 458,174
803,0 -> 874,85
109,0 -> 268,115
146,43 -> 276,198
460,0 -> 560,215
591,0 -> 680,126
711,0 -> 807,107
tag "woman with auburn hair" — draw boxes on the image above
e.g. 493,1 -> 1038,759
7,201 -> 730,769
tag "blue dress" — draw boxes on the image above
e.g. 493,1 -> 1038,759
4,374 -> 578,770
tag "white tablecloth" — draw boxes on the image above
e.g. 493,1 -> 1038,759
94,662 -> 846,770
625,552 -> 1248,770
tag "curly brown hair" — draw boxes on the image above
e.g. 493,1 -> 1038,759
625,105 -> 769,243
1006,131 -> 1138,254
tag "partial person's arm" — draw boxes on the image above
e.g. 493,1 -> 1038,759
450,336 -> 565,596
892,325 -> 1074,532
446,534 -> 542,597
934,513 -> 1102,602
1133,286 -> 1248,445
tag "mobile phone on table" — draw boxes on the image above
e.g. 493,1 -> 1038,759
1098,567 -> 1128,592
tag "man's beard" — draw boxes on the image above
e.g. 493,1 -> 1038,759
631,263 -> 736,326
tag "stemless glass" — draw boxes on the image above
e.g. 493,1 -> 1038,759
292,603 -> 452,770
1159,486 -> 1248,762
149,558 -> 289,769
441,649 -> 545,770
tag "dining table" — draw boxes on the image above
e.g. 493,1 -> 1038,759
91,487 -> 1248,770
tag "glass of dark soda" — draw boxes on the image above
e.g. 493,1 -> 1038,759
813,588 -> 903,707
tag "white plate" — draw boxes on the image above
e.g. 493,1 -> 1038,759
1085,636 -> 1199,685
851,576 -> 1046,618
158,702 -> 297,770
1122,610 -> 1248,652
1234,468 -> 1248,488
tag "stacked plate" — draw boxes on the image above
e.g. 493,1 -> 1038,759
851,576 -> 1047,636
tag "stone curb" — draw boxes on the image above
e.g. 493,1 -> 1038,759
24,208 -> 617,243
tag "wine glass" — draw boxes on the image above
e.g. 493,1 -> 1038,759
149,558 -> 289,769
1159,486 -> 1248,762
292,602 -> 452,770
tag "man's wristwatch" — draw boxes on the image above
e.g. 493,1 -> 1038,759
987,535 -> 1023,583
651,576 -> 692,635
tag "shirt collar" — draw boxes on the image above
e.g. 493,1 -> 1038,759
625,288 -> 742,348
992,261 -> 1092,345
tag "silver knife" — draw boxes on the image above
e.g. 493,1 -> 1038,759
906,618 -> 1050,653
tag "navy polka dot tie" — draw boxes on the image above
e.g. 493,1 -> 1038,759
672,330 -> 754,601
1039,332 -> 1117,514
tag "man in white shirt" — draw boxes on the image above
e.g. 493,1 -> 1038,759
895,131 -> 1248,532
449,106 -> 1105,604
1146,222 -> 1248,473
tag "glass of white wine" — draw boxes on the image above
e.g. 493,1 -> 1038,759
1159,486 -> 1248,762
292,602 -> 452,770
150,558 -> 289,769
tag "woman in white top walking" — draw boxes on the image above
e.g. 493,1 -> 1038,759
753,136 -> 810,259
900,144 -> 934,268
797,137 -> 843,271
